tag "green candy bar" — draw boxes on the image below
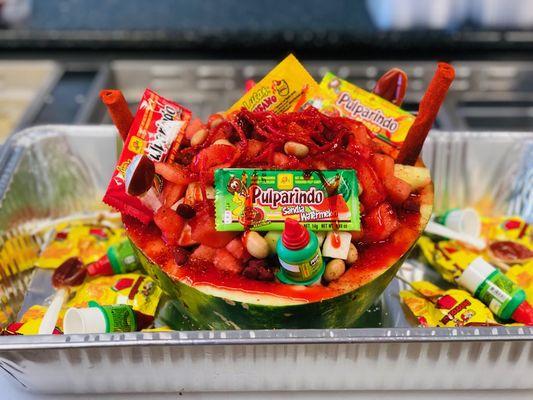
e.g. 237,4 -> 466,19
214,168 -> 360,231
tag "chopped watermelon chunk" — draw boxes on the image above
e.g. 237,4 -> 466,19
225,237 -> 251,262
246,139 -> 264,159
214,248 -> 244,274
370,153 -> 394,180
193,144 -> 237,183
354,160 -> 386,210
153,206 -> 186,246
370,153 -> 412,205
161,182 -> 186,207
191,244 -> 217,262
384,176 -> 412,205
189,208 -> 237,248
361,202 -> 400,243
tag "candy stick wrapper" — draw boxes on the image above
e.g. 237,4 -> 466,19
103,89 -> 191,224
400,281 -> 498,327
100,90 -> 134,142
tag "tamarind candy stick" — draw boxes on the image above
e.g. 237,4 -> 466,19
244,79 -> 256,93
396,63 -> 455,166
100,89 -> 134,142
373,68 -> 408,106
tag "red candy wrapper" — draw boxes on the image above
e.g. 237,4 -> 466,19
103,89 -> 191,223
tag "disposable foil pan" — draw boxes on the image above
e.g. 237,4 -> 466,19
0,126 -> 531,394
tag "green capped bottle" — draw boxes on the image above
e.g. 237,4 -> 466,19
276,218 -> 325,286
87,240 -> 141,276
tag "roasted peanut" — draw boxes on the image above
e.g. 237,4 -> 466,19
244,231 -> 270,259
284,141 -> 309,158
346,243 -> 358,264
213,139 -> 233,147
190,128 -> 208,146
323,259 -> 346,282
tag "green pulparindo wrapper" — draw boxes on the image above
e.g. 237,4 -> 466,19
214,168 -> 360,232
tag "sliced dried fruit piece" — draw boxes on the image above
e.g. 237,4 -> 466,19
155,162 -> 192,185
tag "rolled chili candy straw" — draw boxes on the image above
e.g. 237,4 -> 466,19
245,79 -> 256,93
100,89 -> 134,142
373,68 -> 408,106
396,62 -> 455,166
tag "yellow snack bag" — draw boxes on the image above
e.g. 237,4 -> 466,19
400,281 -> 498,327
1,305 -> 63,335
506,260 -> 533,302
227,54 -> 319,114
36,222 -> 125,269
417,236 -> 479,283
67,273 -> 162,316
482,216 -> 531,245
314,72 -> 415,146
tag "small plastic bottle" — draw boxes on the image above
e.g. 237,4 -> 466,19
64,302 -> 138,334
457,257 -> 533,324
87,240 -> 141,276
276,218 -> 325,286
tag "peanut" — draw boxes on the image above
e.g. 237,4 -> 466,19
208,113 -> 224,130
323,259 -> 346,282
213,139 -> 233,147
284,141 -> 309,158
245,231 -> 270,259
346,243 -> 358,264
190,128 -> 208,146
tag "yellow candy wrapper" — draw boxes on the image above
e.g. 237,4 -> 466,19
482,216 -> 531,245
506,260 -> 533,302
227,54 -> 320,114
1,305 -> 63,335
400,281 -> 498,327
417,236 -> 479,283
313,72 -> 415,146
36,222 -> 125,269
67,273 -> 162,317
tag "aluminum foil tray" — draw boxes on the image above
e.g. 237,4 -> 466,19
0,126 -> 531,394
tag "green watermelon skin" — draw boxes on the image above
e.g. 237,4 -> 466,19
135,242 -> 413,330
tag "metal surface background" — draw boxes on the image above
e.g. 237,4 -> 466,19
0,126 -> 531,393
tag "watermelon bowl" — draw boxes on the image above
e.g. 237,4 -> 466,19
122,108 -> 434,330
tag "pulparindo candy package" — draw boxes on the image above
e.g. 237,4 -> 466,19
103,88 -> 191,224
313,72 -> 415,146
214,168 -> 360,231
